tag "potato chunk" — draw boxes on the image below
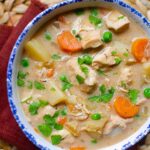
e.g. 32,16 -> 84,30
105,10 -> 130,32
25,39 -> 50,62
47,80 -> 67,106
143,62 -> 150,78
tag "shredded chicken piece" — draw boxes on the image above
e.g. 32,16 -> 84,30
103,114 -> 133,135
92,46 -> 118,69
52,129 -> 70,139
105,10 -> 130,32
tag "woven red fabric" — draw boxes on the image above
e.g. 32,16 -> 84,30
0,0 -> 47,149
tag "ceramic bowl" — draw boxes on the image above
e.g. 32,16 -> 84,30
7,0 -> 150,149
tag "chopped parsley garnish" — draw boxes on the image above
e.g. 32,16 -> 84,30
43,114 -> 56,126
89,85 -> 115,103
21,58 -> 29,67
54,123 -> 63,130
127,89 -> 139,104
78,54 -> 93,65
80,65 -> 89,75
51,54 -> 61,60
45,32 -> 52,40
120,81 -> 127,89
51,135 -> 62,145
74,8 -> 84,15
76,74 -> 85,84
118,15 -> 125,20
91,139 -> 97,144
38,124 -> 52,137
60,75 -> 73,91
89,15 -> 102,27
60,108 -> 67,116
97,69 -> 106,76
90,8 -> 98,17
34,81 -> 45,90
72,30 -> 82,41
29,100 -> 48,115
114,57 -> 122,65
111,51 -> 117,56
17,79 -> 25,87
123,52 -> 129,57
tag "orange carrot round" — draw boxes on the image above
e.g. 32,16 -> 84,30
57,31 -> 82,52
47,68 -> 54,78
131,38 -> 149,62
70,147 -> 85,150
114,96 -> 139,118
57,117 -> 67,125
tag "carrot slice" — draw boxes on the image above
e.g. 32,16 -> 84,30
57,117 -> 67,125
114,96 -> 139,118
47,68 -> 54,78
70,147 -> 85,150
57,31 -> 82,52
131,38 -> 149,62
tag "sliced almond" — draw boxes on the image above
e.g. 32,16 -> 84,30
12,4 -> 28,14
7,14 -> 22,26
0,2 -> 4,17
14,0 -> 26,6
4,0 -> 15,11
0,12 -> 9,24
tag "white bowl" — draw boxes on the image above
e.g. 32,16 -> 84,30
7,0 -> 150,149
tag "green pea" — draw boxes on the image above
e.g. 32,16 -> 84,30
102,31 -> 112,43
51,135 -> 62,145
91,113 -> 101,120
21,58 -> 29,67
144,88 -> 150,98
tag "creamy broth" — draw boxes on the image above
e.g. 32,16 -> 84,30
18,7 -> 150,150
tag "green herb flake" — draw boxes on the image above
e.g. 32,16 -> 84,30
72,30 -> 76,35
89,15 -> 102,27
17,79 -> 25,87
60,108 -> 67,116
127,89 -> 139,104
53,110 -> 60,118
51,54 -> 61,60
74,8 -> 84,15
38,124 -> 52,137
123,52 -> 129,57
111,51 -> 117,56
21,58 -> 29,67
118,15 -> 125,20
134,114 -> 140,119
76,74 -> 85,84
54,123 -> 63,130
88,95 -> 101,102
75,34 -> 82,41
59,75 -> 73,91
34,81 -> 45,90
51,135 -> 62,145
29,100 -> 48,115
45,32 -> 52,40
50,87 -> 56,91
114,57 -> 122,65
90,8 -> 98,17
80,65 -> 89,75
99,84 -> 106,94
17,71 -> 27,79
43,114 -> 55,126
97,69 -> 106,76
91,139 -> 97,144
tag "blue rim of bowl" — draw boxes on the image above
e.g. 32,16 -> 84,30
7,0 -> 150,149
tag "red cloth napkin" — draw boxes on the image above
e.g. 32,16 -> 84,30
0,0 -> 141,149
0,0 -> 47,149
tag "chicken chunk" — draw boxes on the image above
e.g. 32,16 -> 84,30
103,114 -> 133,135
105,10 -> 130,32
72,17 -> 103,49
118,67 -> 132,88
80,30 -> 103,49
67,57 -> 97,88
92,46 -> 119,69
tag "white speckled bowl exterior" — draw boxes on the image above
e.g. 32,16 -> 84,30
7,0 -> 150,150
